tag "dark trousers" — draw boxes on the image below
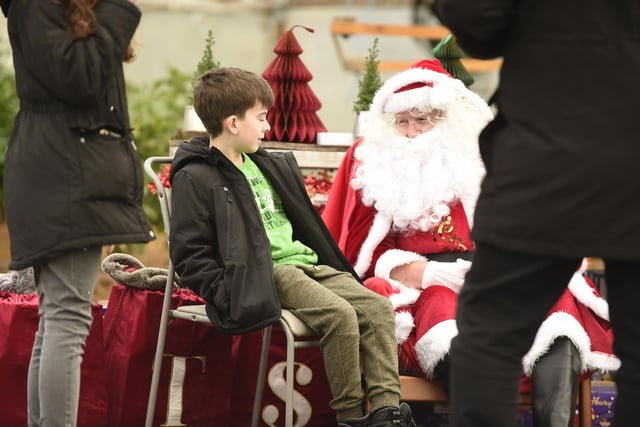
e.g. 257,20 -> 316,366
450,242 -> 640,427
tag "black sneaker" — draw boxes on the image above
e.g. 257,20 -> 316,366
369,403 -> 417,427
337,412 -> 370,427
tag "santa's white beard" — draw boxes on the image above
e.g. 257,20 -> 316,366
352,121 -> 482,232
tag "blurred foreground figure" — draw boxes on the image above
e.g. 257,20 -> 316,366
433,1 -> 640,426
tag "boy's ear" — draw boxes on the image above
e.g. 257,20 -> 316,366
224,115 -> 239,134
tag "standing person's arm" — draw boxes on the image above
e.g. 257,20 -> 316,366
12,0 -> 140,105
433,0 -> 517,59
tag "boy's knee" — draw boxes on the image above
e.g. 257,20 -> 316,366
333,299 -> 360,327
369,291 -> 395,315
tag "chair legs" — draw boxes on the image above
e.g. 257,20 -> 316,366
145,263 -> 177,427
251,320 -> 300,427
252,313 -> 321,427
251,325 -> 274,427
281,318 -> 298,426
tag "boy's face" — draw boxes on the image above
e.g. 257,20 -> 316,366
235,102 -> 271,153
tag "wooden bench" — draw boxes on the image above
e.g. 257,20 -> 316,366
398,375 -> 592,427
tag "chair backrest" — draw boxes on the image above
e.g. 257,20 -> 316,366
144,156 -> 174,240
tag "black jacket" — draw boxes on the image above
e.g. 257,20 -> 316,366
4,0 -> 154,270
169,136 -> 359,334
435,0 -> 640,260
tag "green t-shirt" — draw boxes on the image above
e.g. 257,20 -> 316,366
237,155 -> 318,266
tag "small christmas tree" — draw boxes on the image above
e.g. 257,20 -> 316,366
183,30 -> 220,135
433,34 -> 474,87
353,37 -> 383,113
194,30 -> 220,84
262,25 -> 327,144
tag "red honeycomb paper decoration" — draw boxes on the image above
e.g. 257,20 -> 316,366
262,25 -> 327,144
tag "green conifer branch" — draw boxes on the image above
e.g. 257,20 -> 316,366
353,38 -> 383,113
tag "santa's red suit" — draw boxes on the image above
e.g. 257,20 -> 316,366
322,59 -> 619,389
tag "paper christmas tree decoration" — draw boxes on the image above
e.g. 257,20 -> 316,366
433,34 -> 474,87
262,25 -> 327,143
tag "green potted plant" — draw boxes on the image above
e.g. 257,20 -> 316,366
182,30 -> 220,136
353,37 -> 382,138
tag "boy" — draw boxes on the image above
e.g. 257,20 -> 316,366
168,66 -> 416,427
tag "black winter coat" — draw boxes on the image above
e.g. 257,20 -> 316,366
435,0 -> 640,260
169,137 -> 359,334
4,0 -> 154,270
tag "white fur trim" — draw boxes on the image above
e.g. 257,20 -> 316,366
395,311 -> 415,344
384,84 -> 457,114
578,258 -> 589,274
414,319 -> 458,378
587,352 -> 620,373
354,213 -> 392,277
371,68 -> 460,114
522,312 -> 591,375
388,282 -> 422,309
568,272 -> 609,321
370,67 -> 489,117
374,249 -> 427,279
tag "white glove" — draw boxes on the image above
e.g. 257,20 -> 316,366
421,259 -> 472,294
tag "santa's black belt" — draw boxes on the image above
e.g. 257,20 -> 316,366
426,252 -> 474,263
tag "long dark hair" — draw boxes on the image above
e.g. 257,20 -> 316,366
61,0 -> 134,61
63,0 -> 98,38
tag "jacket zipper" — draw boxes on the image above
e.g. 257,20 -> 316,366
224,186 -> 232,257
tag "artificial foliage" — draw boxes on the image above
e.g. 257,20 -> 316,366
433,34 -> 474,87
194,30 -> 220,82
186,29 -> 220,107
127,67 -> 191,233
353,37 -> 382,113
262,25 -> 326,144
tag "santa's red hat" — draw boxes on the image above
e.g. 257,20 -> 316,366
370,58 -> 484,114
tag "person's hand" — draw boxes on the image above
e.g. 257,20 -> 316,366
421,258 -> 471,293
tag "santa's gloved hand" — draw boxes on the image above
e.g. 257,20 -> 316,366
421,259 -> 471,293
364,276 -> 396,298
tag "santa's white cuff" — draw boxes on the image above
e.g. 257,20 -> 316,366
374,249 -> 426,280
395,311 -> 415,344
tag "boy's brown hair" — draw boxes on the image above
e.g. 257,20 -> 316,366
194,67 -> 274,138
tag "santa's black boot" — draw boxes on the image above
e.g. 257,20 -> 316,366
432,355 -> 451,396
531,337 -> 581,427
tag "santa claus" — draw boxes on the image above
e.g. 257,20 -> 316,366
323,59 -> 619,425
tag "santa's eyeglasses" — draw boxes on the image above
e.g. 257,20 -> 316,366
393,109 -> 444,130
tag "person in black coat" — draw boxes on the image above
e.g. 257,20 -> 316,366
2,0 -> 153,425
169,66 -> 416,427
432,1 -> 640,426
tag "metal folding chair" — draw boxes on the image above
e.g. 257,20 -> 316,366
143,156 -> 321,427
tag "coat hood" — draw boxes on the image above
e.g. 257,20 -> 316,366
170,135 -> 216,182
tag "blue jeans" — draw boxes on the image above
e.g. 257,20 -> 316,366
27,247 -> 101,427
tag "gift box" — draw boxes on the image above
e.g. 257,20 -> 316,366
518,407 -> 533,427
591,380 -> 616,427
